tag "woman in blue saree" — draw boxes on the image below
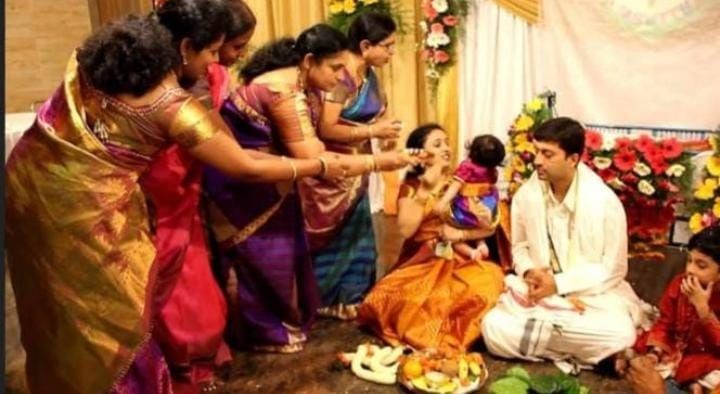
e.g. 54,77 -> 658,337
299,13 -> 402,320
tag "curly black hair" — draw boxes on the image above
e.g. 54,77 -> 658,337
688,225 -> 720,264
76,15 -> 179,96
241,23 -> 348,82
156,0 -> 232,51
468,135 -> 505,168
347,12 -> 396,54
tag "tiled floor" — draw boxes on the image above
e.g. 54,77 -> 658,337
4,214 -> 686,393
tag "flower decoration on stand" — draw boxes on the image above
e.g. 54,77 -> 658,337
327,0 -> 408,35
688,129 -> 720,233
583,131 -> 694,244
420,0 -> 470,94
505,95 -> 553,198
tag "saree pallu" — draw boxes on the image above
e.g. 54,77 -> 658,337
140,144 -> 230,391
5,63 -> 159,393
301,68 -> 384,316
357,181 -> 505,351
204,83 -> 321,351
6,55 -> 220,393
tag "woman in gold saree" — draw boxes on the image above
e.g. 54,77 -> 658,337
4,14 -> 342,394
357,124 -> 505,351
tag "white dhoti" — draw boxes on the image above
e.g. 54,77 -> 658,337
482,276 -> 637,366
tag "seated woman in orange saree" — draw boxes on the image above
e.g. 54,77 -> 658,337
357,124 -> 505,351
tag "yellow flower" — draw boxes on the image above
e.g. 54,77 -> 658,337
514,114 -> 535,131
526,97 -> 544,112
329,0 -> 344,14
516,141 -> 535,153
512,156 -> 526,173
707,156 -> 720,177
343,0 -> 357,13
714,198 -> 720,218
689,213 -> 704,233
361,0 -> 379,4
694,178 -> 718,200
711,135 -> 718,151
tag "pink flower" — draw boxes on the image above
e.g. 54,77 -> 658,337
613,149 -> 637,172
433,50 -> 449,63
598,168 -> 618,182
649,156 -> 668,175
635,135 -> 655,154
585,130 -> 603,151
660,138 -> 682,160
443,15 -> 458,26
430,23 -> 445,34
621,173 -> 639,185
614,137 -> 633,151
422,0 -> 438,20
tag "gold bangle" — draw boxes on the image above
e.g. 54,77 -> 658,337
461,230 -> 468,241
364,155 -> 374,172
281,156 -> 297,181
317,157 -> 328,177
350,128 -> 358,142
366,125 -> 373,139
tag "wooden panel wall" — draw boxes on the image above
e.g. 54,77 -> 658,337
5,0 -> 92,112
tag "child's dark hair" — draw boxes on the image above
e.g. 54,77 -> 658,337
688,225 -> 720,264
468,135 -> 505,168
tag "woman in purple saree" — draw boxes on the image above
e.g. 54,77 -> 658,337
204,24 -> 416,353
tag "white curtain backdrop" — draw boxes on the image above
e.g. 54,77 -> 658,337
460,0 -> 720,157
538,0 -> 720,130
459,0 -> 541,148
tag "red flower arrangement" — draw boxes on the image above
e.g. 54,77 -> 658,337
583,130 -> 693,243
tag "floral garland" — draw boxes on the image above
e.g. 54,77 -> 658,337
688,129 -> 720,233
420,0 -> 470,93
327,0 -> 407,35
506,96 -> 694,243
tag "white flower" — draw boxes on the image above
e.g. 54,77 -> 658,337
601,134 -> 617,151
638,179 -> 656,196
608,178 -> 625,190
633,162 -> 651,177
431,0 -> 448,13
419,21 -> 428,33
593,157 -> 612,170
426,69 -> 440,79
665,164 -> 686,177
426,32 -> 450,48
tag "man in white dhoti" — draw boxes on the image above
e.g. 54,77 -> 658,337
482,117 -> 643,373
